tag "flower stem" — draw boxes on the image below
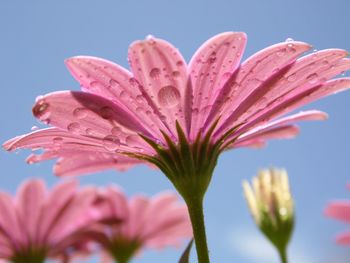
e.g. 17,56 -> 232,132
185,195 -> 210,263
278,247 -> 288,263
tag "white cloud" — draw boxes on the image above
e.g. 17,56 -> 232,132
228,226 -> 312,263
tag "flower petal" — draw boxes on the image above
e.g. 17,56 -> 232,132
188,32 -> 247,139
32,91 -> 154,153
128,36 -> 190,138
325,201 -> 350,223
211,40 -> 311,137
217,50 -> 350,138
53,152 -> 143,177
16,180 -> 47,245
336,231 -> 350,245
65,56 -> 170,140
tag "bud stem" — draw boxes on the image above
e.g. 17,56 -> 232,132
278,247 -> 288,263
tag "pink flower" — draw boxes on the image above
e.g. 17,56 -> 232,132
88,186 -> 192,263
0,179 -> 97,262
325,186 -> 350,245
4,32 -> 349,177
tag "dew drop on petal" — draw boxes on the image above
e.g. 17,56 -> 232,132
287,73 -> 296,82
129,78 -> 138,87
109,79 -> 120,88
285,37 -> 294,42
33,98 -> 51,122
176,61 -> 184,67
111,126 -> 122,136
73,108 -> 89,119
67,122 -> 81,133
149,68 -> 161,79
276,48 -> 287,57
306,73 -> 318,84
172,71 -> 180,78
53,137 -> 63,145
100,106 -> 114,119
31,126 -> 39,131
157,85 -> 181,108
125,135 -> 139,145
103,135 -> 120,151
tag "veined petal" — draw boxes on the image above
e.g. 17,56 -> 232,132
16,180 -> 47,245
128,36 -> 190,138
53,152 -> 143,177
217,52 -> 350,138
233,125 -> 300,149
126,196 -> 150,238
65,56 -> 170,140
213,40 -> 311,137
37,181 -> 78,243
188,32 -> 247,139
32,91 -> 154,153
4,128 -> 153,155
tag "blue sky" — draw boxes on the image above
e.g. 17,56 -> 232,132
1,0 -> 350,262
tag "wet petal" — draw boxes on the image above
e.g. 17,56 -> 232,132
32,91 -> 154,152
188,32 -> 247,139
128,36 -> 189,138
65,56 -> 170,139
217,51 -> 350,138
213,40 -> 311,137
53,152 -> 143,177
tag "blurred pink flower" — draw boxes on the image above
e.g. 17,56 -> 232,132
325,187 -> 350,245
90,186 -> 192,263
0,179 -> 97,263
4,32 -> 350,176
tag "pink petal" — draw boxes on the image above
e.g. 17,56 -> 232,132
37,180 -> 78,243
65,56 -> 171,140
47,187 -> 96,243
188,32 -> 247,139
325,201 -> 350,223
216,49 -> 349,138
0,193 -> 23,248
233,125 -> 300,149
53,152 -> 142,177
15,179 -> 47,245
128,36 -> 190,138
125,196 -> 150,238
32,91 -> 154,153
336,231 -> 350,245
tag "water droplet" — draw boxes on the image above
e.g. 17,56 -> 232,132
67,122 -> 81,133
176,61 -> 184,67
172,71 -> 180,78
73,108 -> 88,119
149,68 -> 161,79
33,98 -> 50,122
222,72 -> 231,81
287,73 -> 296,82
207,52 -> 217,63
276,48 -> 286,57
53,137 -> 63,145
129,78 -> 138,87
285,37 -> 294,42
90,81 -> 104,90
109,79 -> 120,88
146,34 -> 155,40
31,126 -> 39,131
136,95 -> 144,103
111,126 -> 122,136
103,135 -> 120,151
100,106 -> 114,119
306,73 -> 318,84
157,85 -> 181,107
125,135 -> 139,145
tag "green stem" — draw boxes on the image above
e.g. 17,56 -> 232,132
278,247 -> 288,263
185,196 -> 210,263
